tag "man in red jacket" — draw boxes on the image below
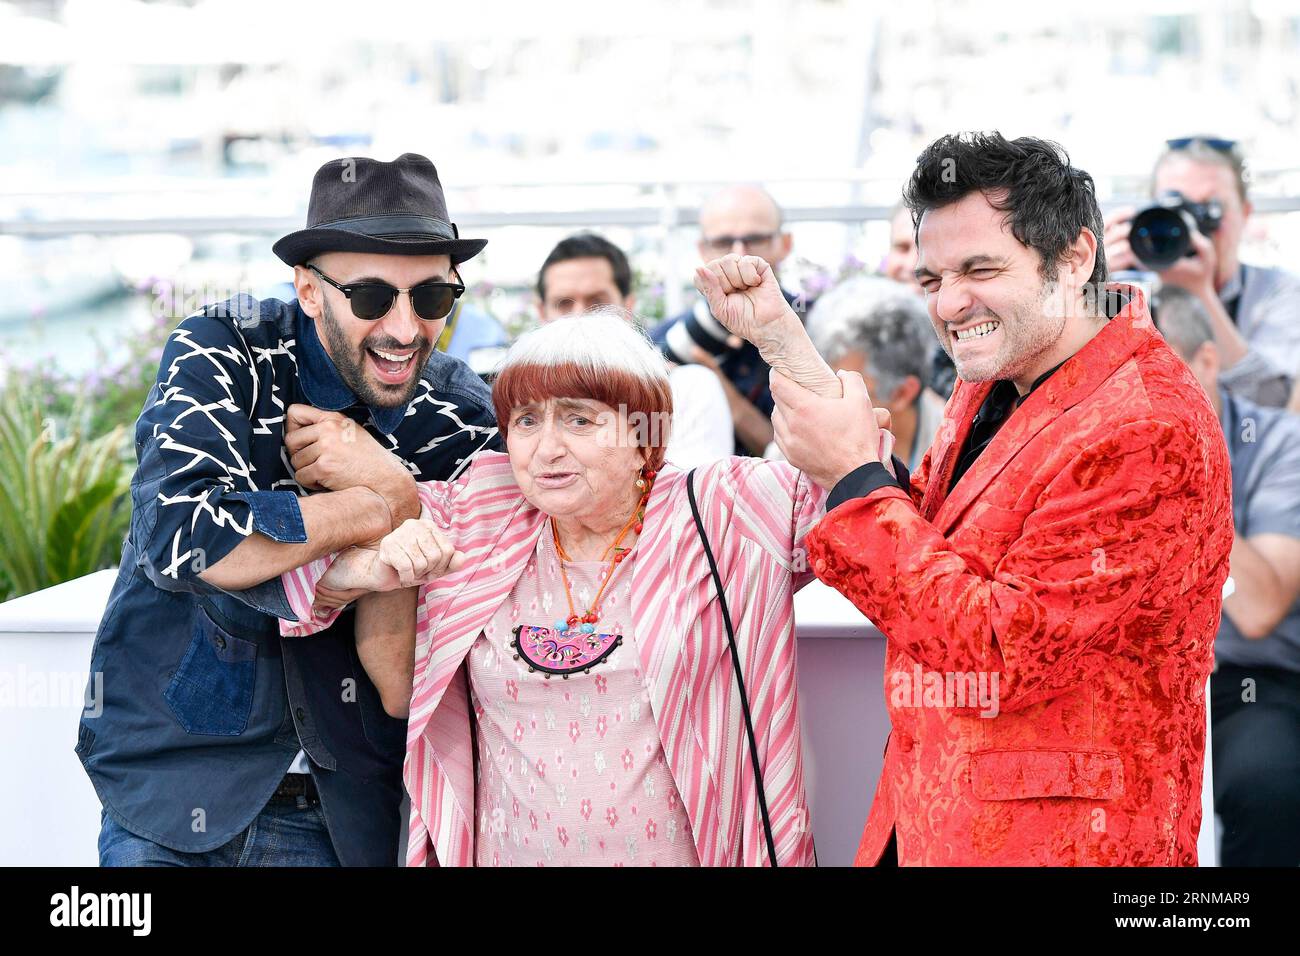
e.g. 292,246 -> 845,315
714,132 -> 1233,865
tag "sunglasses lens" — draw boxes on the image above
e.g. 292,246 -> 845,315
411,285 -> 458,321
1167,136 -> 1238,154
349,285 -> 397,320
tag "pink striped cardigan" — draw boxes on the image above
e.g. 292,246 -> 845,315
281,451 -> 826,866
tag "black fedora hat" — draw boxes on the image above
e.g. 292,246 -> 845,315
273,153 -> 487,267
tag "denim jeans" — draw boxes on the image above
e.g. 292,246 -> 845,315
99,795 -> 340,867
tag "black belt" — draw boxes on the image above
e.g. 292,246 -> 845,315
270,772 -> 320,804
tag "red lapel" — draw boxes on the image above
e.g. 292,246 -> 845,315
923,287 -> 1158,535
920,379 -> 990,523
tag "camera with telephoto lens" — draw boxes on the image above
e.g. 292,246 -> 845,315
659,298 -> 743,365
1128,190 -> 1223,270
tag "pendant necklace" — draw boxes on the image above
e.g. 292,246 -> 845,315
512,469 -> 656,678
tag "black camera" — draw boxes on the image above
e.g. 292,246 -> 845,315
1129,190 -> 1222,270
659,299 -> 742,365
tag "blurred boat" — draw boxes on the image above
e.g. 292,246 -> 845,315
0,236 -> 124,326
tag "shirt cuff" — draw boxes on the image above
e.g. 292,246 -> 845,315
227,575 -> 296,621
193,493 -> 305,620
827,458 -> 905,511
231,490 -> 308,544
280,554 -> 343,636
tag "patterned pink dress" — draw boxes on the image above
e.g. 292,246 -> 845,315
470,529 -> 699,867
281,453 -> 826,866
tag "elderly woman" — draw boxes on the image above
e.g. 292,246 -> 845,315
279,255 -> 894,867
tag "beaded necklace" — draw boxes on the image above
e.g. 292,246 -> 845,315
511,469 -> 656,678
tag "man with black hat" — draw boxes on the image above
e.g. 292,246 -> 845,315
80,153 -> 499,866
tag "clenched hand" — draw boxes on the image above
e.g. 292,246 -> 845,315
284,403 -> 419,528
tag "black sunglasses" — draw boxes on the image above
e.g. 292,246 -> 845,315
309,265 -> 465,321
701,232 -> 780,252
1166,136 -> 1239,155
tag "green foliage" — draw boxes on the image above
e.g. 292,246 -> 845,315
0,377 -> 133,602
0,305 -> 175,601
80,311 -> 171,440
631,269 -> 668,324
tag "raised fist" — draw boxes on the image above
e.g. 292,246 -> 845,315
693,253 -> 800,354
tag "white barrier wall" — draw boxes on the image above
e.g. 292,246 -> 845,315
0,572 -> 1215,866
0,570 -> 116,866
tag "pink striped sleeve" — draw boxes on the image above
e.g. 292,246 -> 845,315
279,477 -> 455,638
416,477 -> 456,527
702,457 -> 828,581
790,468 -> 830,591
279,553 -> 342,636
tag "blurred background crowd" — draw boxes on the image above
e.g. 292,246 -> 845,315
1,0 -> 1298,866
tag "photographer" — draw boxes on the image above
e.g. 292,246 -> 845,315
650,185 -> 805,456
1155,287 -> 1300,866
1104,136 -> 1300,407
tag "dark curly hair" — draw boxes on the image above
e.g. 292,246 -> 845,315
903,131 -> 1107,289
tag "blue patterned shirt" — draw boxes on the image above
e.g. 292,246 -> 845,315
78,293 -> 500,861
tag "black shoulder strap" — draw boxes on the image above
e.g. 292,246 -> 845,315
685,468 -> 778,867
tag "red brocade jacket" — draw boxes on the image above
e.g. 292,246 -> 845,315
805,292 -> 1233,866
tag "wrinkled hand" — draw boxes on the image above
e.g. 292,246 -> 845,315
314,546 -> 397,615
771,369 -> 895,490
377,518 -> 467,589
693,253 -> 801,354
312,582 -> 373,614
873,407 -> 898,478
285,403 -> 418,527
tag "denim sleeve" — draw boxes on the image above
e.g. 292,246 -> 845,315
422,360 -> 506,468
231,490 -> 308,543
130,313 -> 303,619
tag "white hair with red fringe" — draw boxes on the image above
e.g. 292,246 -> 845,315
497,307 -> 671,385
490,308 -> 677,470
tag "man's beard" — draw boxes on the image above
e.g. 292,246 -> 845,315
319,297 -> 430,408
940,277 -> 1065,384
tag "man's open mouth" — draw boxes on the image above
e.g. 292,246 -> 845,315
366,346 -> 419,384
953,320 -> 1000,341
